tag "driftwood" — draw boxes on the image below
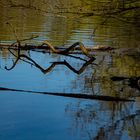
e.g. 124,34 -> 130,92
41,41 -> 92,58
0,41 -> 114,56
0,41 -> 94,58
0,87 -> 134,102
0,43 -> 114,51
2,39 -> 98,74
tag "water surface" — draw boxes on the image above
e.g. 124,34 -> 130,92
0,1 -> 140,140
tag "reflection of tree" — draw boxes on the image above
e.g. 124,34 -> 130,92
2,48 -> 134,102
94,110 -> 140,140
111,76 -> 140,91
90,74 -> 140,98
5,48 -> 95,74
86,49 -> 140,98
65,101 -> 140,140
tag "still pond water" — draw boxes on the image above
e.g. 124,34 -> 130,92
0,3 -> 140,140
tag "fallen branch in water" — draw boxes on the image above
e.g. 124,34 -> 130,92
0,43 -> 114,51
0,87 -> 134,102
41,41 -> 94,58
0,41 -> 114,57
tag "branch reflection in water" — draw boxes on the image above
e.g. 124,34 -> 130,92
5,48 -> 95,74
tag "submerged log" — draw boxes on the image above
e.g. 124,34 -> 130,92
0,87 -> 134,102
0,43 -> 115,53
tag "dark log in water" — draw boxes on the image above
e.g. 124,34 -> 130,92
0,87 -> 134,102
0,43 -> 115,52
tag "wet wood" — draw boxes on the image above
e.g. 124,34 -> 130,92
0,42 -> 115,54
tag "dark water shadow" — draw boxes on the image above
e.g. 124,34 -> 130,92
111,76 -> 140,91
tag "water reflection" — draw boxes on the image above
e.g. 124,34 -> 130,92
111,76 -> 140,91
65,101 -> 140,140
1,1 -> 139,47
0,1 -> 140,140
5,48 -> 95,74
